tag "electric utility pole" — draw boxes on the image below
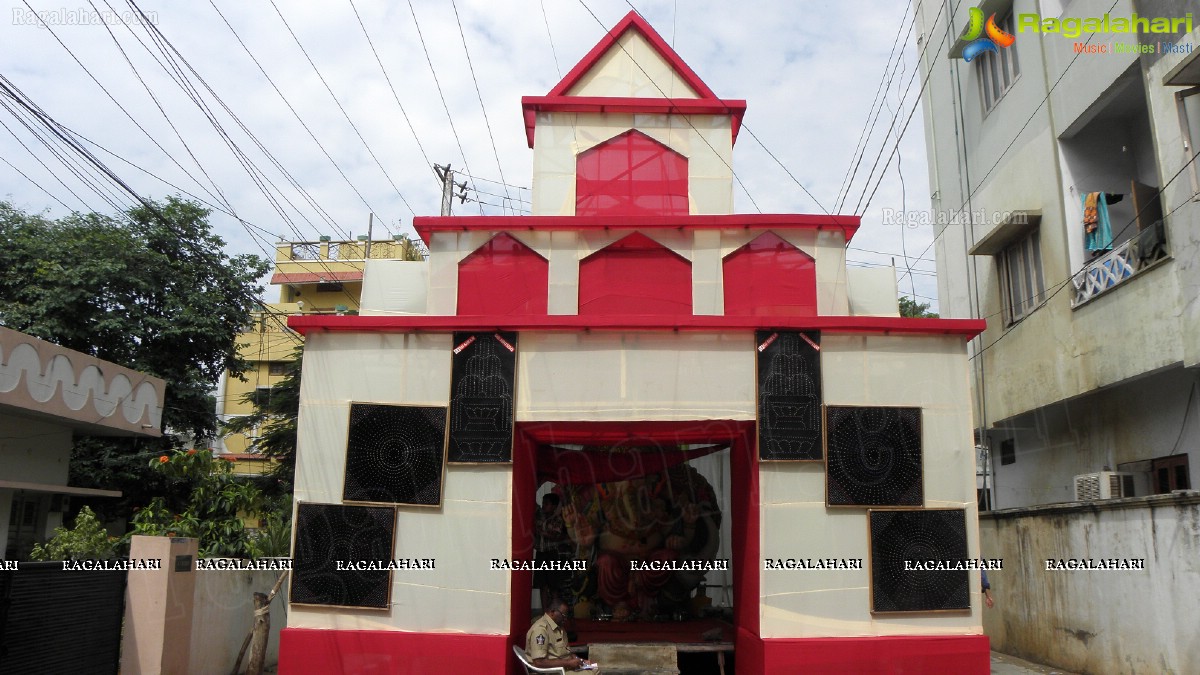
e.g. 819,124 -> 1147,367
434,164 -> 470,216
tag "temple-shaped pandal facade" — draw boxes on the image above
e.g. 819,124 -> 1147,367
280,12 -> 989,674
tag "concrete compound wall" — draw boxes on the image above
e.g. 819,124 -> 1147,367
189,568 -> 288,674
979,493 -> 1200,674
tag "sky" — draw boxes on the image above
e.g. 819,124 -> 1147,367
0,0 -> 940,311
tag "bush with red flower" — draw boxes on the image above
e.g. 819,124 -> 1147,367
131,449 -> 283,558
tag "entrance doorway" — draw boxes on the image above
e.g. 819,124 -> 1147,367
511,420 -> 758,673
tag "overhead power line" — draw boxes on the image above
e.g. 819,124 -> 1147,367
406,0 -> 483,214
345,0 -> 438,183
450,0 -> 516,214
206,0 -> 381,237
836,1 -> 919,212
267,0 -> 410,227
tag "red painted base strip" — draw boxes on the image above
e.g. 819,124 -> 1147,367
278,628 -> 511,675
280,628 -> 987,674
761,634 -> 991,674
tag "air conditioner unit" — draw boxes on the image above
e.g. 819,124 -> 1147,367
1074,471 -> 1136,501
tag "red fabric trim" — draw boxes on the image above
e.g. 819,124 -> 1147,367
760,635 -> 990,673
521,97 -> 748,148
288,314 -> 986,338
414,213 -> 859,243
730,427 -> 759,637
519,420 -> 752,445
736,625 -> 766,674
723,232 -> 817,317
546,11 -> 718,99
578,233 -> 691,316
575,131 -> 689,217
523,96 -> 747,113
278,629 -> 511,674
536,443 -> 726,486
270,271 -> 362,285
456,233 -> 548,316
511,427 -> 538,675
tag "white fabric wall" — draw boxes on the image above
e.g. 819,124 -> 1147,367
565,30 -> 700,99
516,332 -> 756,422
759,335 -> 981,638
359,260 -> 428,315
290,333 -> 512,634
291,331 -> 979,638
846,267 -> 901,317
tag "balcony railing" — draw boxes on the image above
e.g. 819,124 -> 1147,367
280,238 -> 426,263
1071,220 -> 1169,307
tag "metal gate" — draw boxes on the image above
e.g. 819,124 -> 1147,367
0,562 -> 126,674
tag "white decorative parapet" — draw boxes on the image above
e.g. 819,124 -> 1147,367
1071,222 -> 1169,307
0,326 -> 164,435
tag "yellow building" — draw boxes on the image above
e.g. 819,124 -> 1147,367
217,235 -> 425,466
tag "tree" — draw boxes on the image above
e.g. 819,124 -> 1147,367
0,197 -> 270,514
29,507 -> 121,560
131,449 -> 274,558
899,296 -> 939,318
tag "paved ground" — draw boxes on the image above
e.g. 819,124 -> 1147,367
992,650 -> 1079,675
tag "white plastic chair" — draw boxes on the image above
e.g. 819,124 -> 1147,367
513,644 -> 568,675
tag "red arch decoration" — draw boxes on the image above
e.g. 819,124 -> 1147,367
576,130 -> 689,216
723,232 -> 817,316
457,233 -> 548,316
579,232 -> 691,316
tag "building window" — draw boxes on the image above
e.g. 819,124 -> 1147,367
268,361 -> 288,376
999,439 -> 1016,466
998,229 -> 1044,324
253,386 -> 273,407
1152,454 -> 1190,493
977,487 -> 992,511
977,13 -> 1019,113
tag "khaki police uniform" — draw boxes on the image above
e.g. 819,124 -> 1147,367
525,613 -> 599,672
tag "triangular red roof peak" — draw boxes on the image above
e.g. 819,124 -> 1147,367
547,10 -> 718,99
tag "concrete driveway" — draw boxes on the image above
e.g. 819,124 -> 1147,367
992,651 -> 1079,675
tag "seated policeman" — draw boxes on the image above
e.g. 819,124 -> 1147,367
525,598 -> 598,672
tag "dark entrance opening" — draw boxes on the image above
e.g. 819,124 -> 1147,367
511,420 -> 758,675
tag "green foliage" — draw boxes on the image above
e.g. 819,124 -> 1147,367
248,495 -> 294,558
224,346 -> 302,494
30,506 -> 122,561
0,197 -> 271,516
131,448 -> 277,558
0,197 -> 270,441
898,296 -> 939,318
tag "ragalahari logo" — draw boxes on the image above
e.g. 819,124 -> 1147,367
961,6 -> 1016,62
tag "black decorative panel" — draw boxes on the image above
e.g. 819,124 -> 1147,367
291,503 -> 396,609
826,406 -> 922,506
344,403 -> 446,505
756,330 -> 823,461
869,509 -> 970,613
448,331 -> 517,463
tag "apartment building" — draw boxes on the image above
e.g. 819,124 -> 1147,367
915,0 -> 1199,509
216,235 -> 424,470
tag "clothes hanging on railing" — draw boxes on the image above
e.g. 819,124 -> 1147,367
1083,192 -> 1122,252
